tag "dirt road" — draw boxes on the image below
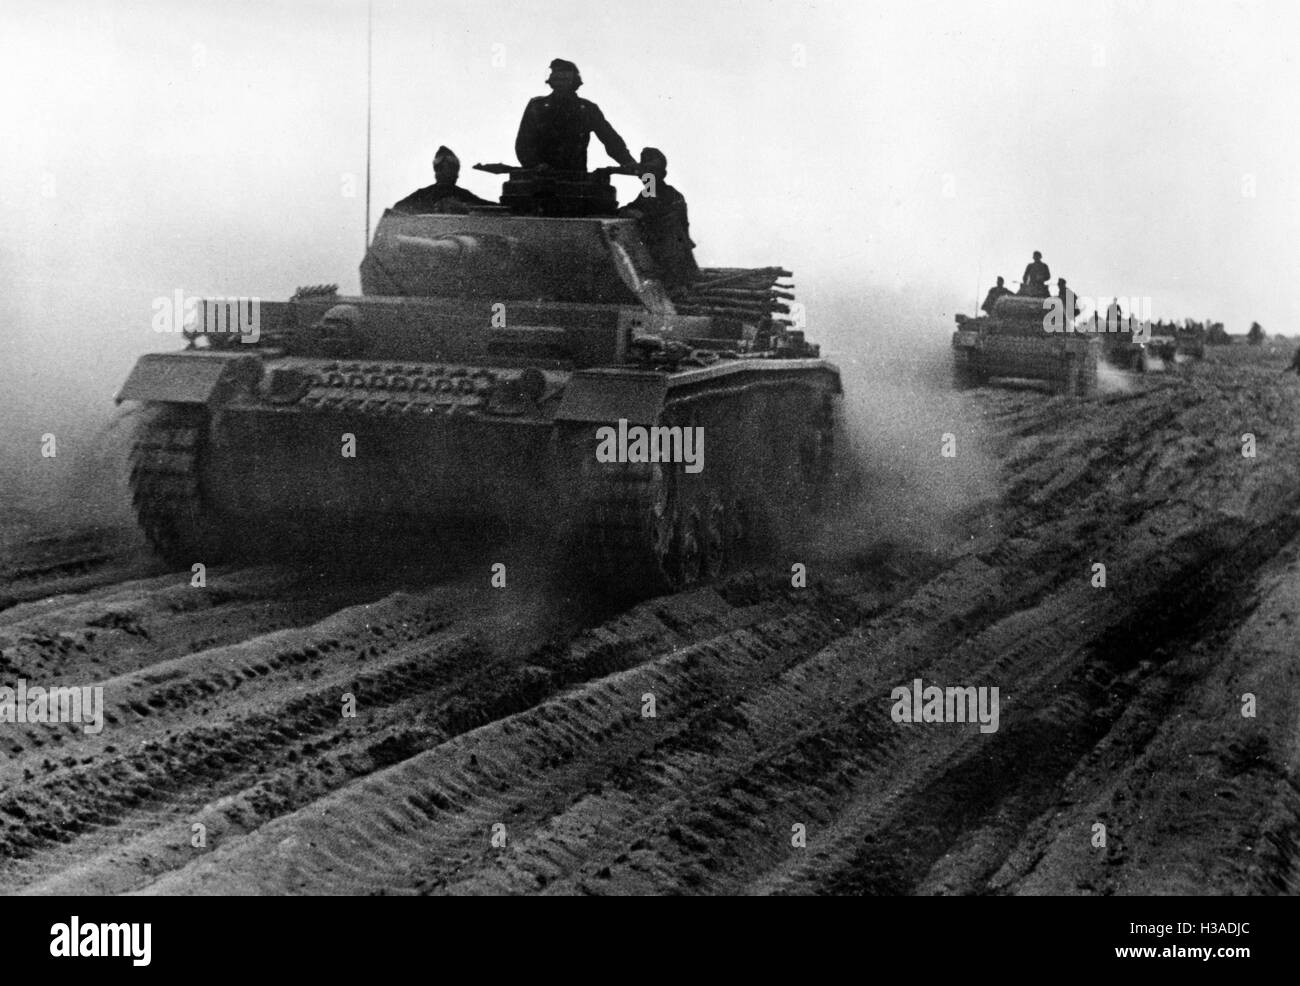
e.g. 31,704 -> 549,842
3,346 -> 1298,895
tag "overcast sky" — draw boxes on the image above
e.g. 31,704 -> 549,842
2,0 -> 1298,404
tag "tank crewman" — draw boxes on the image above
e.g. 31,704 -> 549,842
515,59 -> 637,172
619,147 -> 700,283
1105,297 -> 1125,332
391,146 -> 492,214
981,276 -> 1012,314
1021,251 -> 1051,298
1056,277 -> 1079,322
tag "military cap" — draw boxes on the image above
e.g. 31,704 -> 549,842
547,58 -> 582,84
640,147 -> 668,169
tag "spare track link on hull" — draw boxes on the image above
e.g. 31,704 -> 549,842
129,404 -> 219,566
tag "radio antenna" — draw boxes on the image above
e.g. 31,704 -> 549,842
364,0 -> 374,251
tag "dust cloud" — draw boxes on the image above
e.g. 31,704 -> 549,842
0,324 -> 142,547
802,282 -> 1001,569
1095,359 -> 1136,395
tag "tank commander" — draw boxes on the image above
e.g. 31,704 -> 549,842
981,276 -> 1012,314
619,147 -> 699,283
1021,251 -> 1050,298
391,146 -> 492,214
515,59 -> 637,172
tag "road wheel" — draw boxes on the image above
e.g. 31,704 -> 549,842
678,508 -> 704,588
729,497 -> 752,558
703,496 -> 726,580
646,462 -> 680,589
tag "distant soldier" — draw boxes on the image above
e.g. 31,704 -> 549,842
391,146 -> 492,214
619,147 -> 699,283
515,59 -> 637,172
981,276 -> 1012,314
1021,251 -> 1050,298
1105,297 -> 1125,332
1285,346 -> 1300,375
1056,277 -> 1079,321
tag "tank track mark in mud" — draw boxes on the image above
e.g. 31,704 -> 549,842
565,372 -> 839,596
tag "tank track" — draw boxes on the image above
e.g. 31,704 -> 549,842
566,384 -> 836,597
129,404 -> 227,565
574,458 -> 677,596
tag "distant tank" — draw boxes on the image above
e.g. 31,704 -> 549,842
1174,323 -> 1206,360
952,293 -> 1099,395
117,169 -> 841,596
1092,316 -> 1168,373
1146,332 -> 1180,365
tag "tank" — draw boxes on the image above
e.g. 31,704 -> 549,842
117,169 -> 841,596
1146,332 -> 1179,365
1175,323 -> 1206,360
952,293 -> 1099,395
1090,314 -> 1168,373
1097,328 -> 1153,372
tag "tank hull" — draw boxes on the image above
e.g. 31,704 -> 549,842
953,324 -> 1099,395
128,356 -> 841,595
202,407 -> 550,521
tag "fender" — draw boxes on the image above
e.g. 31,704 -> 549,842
115,352 -> 262,405
554,369 -> 668,426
